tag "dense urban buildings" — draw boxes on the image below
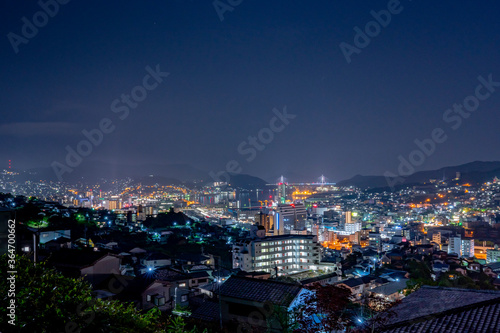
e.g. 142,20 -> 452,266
3,162 -> 500,331
3,1 -> 500,331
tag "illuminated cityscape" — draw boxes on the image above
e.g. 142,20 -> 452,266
2,1 -> 500,332
2,164 -> 500,330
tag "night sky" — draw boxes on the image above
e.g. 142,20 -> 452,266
1,0 -> 500,182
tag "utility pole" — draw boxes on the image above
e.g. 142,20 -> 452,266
174,286 -> 177,310
33,232 -> 37,266
214,255 -> 223,331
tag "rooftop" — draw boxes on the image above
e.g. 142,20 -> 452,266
190,300 -> 220,322
257,234 -> 316,241
378,286 -> 500,332
300,272 -> 339,285
370,279 -> 408,296
219,276 -> 302,306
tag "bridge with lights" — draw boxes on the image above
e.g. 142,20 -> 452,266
266,175 -> 336,186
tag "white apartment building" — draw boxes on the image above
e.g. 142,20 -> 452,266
448,236 -> 462,256
448,236 -> 475,258
432,232 -> 441,245
486,245 -> 500,263
232,235 -> 321,276
461,239 -> 474,258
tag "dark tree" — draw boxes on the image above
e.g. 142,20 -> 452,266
294,283 -> 352,333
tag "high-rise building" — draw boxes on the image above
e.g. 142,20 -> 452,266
448,236 -> 462,256
345,221 -> 362,234
109,199 -> 122,210
432,232 -> 442,245
369,232 -> 381,249
137,205 -> 147,221
324,230 -> 337,243
461,239 -> 474,258
126,210 -> 136,224
255,212 -> 274,233
277,180 -> 287,204
345,211 -> 352,225
276,203 -> 306,233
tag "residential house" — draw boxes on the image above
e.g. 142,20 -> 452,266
217,276 -> 310,332
432,262 -> 450,273
141,252 -> 172,272
49,249 -> 121,278
369,278 -> 408,302
43,237 -> 71,251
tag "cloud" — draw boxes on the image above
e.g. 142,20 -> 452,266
0,122 -> 81,137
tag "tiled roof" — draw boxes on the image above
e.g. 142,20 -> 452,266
486,262 -> 500,271
153,268 -> 189,282
187,271 -> 210,279
378,286 -> 500,333
219,276 -> 302,306
380,302 -> 500,333
340,278 -> 364,288
370,279 -> 408,296
340,275 -> 376,288
190,300 -> 220,322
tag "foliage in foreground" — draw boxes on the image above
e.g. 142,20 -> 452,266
0,254 -> 162,333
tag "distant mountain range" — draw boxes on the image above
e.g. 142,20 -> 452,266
14,160 -> 500,191
337,161 -> 500,189
19,160 -> 270,190
23,161 -> 207,184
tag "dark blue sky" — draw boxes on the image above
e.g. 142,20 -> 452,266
1,0 -> 500,182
